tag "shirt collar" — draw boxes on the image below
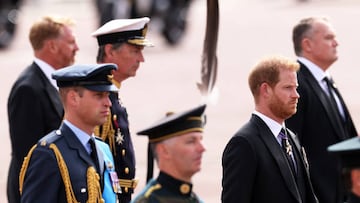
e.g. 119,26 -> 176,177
63,120 -> 94,153
298,57 -> 331,82
253,111 -> 284,139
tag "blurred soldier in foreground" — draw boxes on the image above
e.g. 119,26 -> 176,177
328,136 -> 360,203
133,104 -> 207,203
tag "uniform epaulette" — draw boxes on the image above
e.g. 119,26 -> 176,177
19,130 -> 62,193
38,129 -> 63,147
144,183 -> 162,198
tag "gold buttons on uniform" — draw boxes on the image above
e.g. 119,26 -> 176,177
124,167 -> 129,174
122,149 -> 126,156
180,184 -> 190,194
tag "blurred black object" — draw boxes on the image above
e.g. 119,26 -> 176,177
0,0 -> 20,49
94,0 -> 191,46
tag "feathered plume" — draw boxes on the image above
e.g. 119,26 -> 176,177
197,0 -> 219,104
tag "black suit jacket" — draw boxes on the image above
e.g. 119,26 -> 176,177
7,62 -> 63,203
286,62 -> 358,203
222,114 -> 318,203
21,123 -> 104,203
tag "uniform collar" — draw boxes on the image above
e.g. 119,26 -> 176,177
157,171 -> 193,197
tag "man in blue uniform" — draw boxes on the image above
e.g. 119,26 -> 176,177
91,17 -> 153,203
19,63 -> 120,203
328,137 -> 360,203
132,104 -> 207,203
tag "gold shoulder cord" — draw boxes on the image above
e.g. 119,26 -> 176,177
94,113 -> 116,155
19,144 -> 104,203
49,144 -> 79,203
19,144 -> 37,195
86,167 -> 104,203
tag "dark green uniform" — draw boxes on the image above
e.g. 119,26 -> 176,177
132,172 -> 203,203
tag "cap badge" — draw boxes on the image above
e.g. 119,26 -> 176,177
107,74 -> 114,83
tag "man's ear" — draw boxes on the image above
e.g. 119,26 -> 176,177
156,143 -> 171,159
302,38 -> 312,53
260,82 -> 272,98
104,44 -> 115,57
67,89 -> 79,106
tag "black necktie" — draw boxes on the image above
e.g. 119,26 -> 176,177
323,77 -> 344,121
89,137 -> 100,174
279,129 -> 296,175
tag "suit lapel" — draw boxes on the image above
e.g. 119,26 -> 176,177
288,129 -> 319,202
287,130 -> 308,169
33,63 -> 63,119
45,84 -> 63,118
252,115 -> 302,202
300,65 -> 346,140
61,124 -> 106,180
60,124 -> 94,166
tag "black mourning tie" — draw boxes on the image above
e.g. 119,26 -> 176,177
279,129 -> 296,175
323,77 -> 344,121
89,137 -> 100,174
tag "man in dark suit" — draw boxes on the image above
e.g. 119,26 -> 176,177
286,16 -> 358,203
91,17 -> 153,203
222,55 -> 318,203
7,15 -> 79,203
20,63 -> 120,202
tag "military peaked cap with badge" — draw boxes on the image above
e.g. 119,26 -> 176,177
137,104 -> 207,142
91,17 -> 153,47
52,63 -> 118,92
137,104 -> 207,182
328,137 -> 360,169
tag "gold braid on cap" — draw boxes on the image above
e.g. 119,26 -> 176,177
94,113 -> 116,155
19,144 -> 37,195
86,167 -> 104,203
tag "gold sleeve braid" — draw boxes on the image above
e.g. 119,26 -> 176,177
19,144 -> 37,195
94,113 -> 116,155
19,143 -> 104,203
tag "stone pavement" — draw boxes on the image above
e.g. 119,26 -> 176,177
1,0 -> 360,202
